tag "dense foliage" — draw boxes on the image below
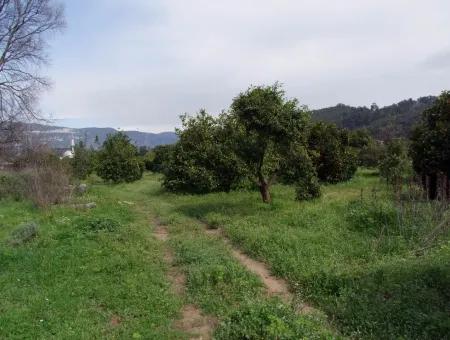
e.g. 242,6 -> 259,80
162,111 -> 246,193
97,133 -> 144,183
229,83 -> 312,202
313,96 -> 436,140
162,84 -> 363,202
308,122 -> 358,183
411,91 -> 450,199
379,139 -> 412,192
71,142 -> 97,180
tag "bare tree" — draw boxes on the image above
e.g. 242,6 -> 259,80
0,0 -> 64,145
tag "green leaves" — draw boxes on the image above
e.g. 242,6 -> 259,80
96,133 -> 144,183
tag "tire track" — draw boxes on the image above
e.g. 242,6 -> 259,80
153,223 -> 217,340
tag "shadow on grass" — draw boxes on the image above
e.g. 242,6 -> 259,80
309,252 -> 450,339
175,198 -> 265,223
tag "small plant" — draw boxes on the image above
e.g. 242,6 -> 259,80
8,222 -> 38,246
0,173 -> 27,201
296,176 -> 321,201
78,217 -> 121,232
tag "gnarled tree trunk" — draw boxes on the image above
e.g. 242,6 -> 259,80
259,181 -> 271,203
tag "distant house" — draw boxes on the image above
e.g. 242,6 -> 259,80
57,138 -> 75,159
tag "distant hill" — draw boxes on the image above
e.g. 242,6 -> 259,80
312,96 -> 437,140
26,124 -> 178,149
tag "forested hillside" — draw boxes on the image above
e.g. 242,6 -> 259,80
313,96 -> 436,140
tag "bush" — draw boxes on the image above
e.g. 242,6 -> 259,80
97,133 -> 144,183
0,172 -> 27,200
296,176 -> 321,201
309,122 -> 358,183
24,153 -> 72,208
8,222 -> 38,246
78,217 -> 121,232
5,148 -> 72,207
162,111 -> 246,193
214,300 -> 333,339
379,139 -> 413,192
71,143 -> 97,180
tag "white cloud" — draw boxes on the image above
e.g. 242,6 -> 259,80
41,0 -> 450,131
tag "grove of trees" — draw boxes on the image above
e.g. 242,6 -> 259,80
161,83 -> 358,203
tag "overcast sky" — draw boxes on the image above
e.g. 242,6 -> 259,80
41,0 -> 450,132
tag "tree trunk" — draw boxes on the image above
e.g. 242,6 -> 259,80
428,173 -> 438,200
259,182 -> 271,203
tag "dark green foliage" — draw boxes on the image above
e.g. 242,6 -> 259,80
71,142 -> 97,180
230,83 -> 311,202
309,122 -> 358,183
411,91 -> 450,199
295,175 -> 321,201
214,300 -> 334,340
330,249 -> 450,340
144,144 -> 175,172
162,110 -> 246,194
358,140 -> 385,168
379,139 -> 412,190
96,133 -> 144,183
8,222 -> 38,246
313,96 -> 436,140
348,129 -> 372,148
0,173 -> 27,201
78,217 -> 121,232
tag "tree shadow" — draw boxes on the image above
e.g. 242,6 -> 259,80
311,253 -> 450,339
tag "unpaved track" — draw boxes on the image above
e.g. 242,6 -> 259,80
154,223 -> 217,340
205,227 -> 315,314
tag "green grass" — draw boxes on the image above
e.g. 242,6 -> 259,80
145,169 -> 450,339
139,176 -> 336,339
1,170 -> 448,339
0,180 -> 184,339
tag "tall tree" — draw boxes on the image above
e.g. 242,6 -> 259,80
230,83 -> 310,203
0,0 -> 64,144
411,91 -> 450,199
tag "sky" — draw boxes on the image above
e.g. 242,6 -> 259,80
41,0 -> 450,132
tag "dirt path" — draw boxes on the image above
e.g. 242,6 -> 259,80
205,227 -> 315,314
153,223 -> 217,340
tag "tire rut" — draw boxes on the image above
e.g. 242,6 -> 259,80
204,227 -> 316,315
153,222 -> 217,340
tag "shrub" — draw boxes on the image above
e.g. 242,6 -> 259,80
7,148 -> 72,207
24,153 -> 72,208
8,222 -> 38,246
296,176 -> 321,201
78,217 -> 121,232
0,172 -> 27,200
214,300 -> 333,339
309,122 -> 358,183
71,143 -> 97,180
379,139 -> 413,194
162,111 -> 246,194
97,133 -> 144,183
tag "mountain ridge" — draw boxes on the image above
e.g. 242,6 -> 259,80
26,124 -> 178,149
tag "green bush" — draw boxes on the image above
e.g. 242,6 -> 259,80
0,173 -> 27,201
347,199 -> 397,236
97,133 -> 144,183
309,122 -> 358,183
296,176 -> 321,201
214,300 -> 334,339
8,222 -> 38,246
71,143 -> 97,180
78,217 -> 121,232
162,111 -> 246,194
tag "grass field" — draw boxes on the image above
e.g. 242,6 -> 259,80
1,170 -> 449,339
